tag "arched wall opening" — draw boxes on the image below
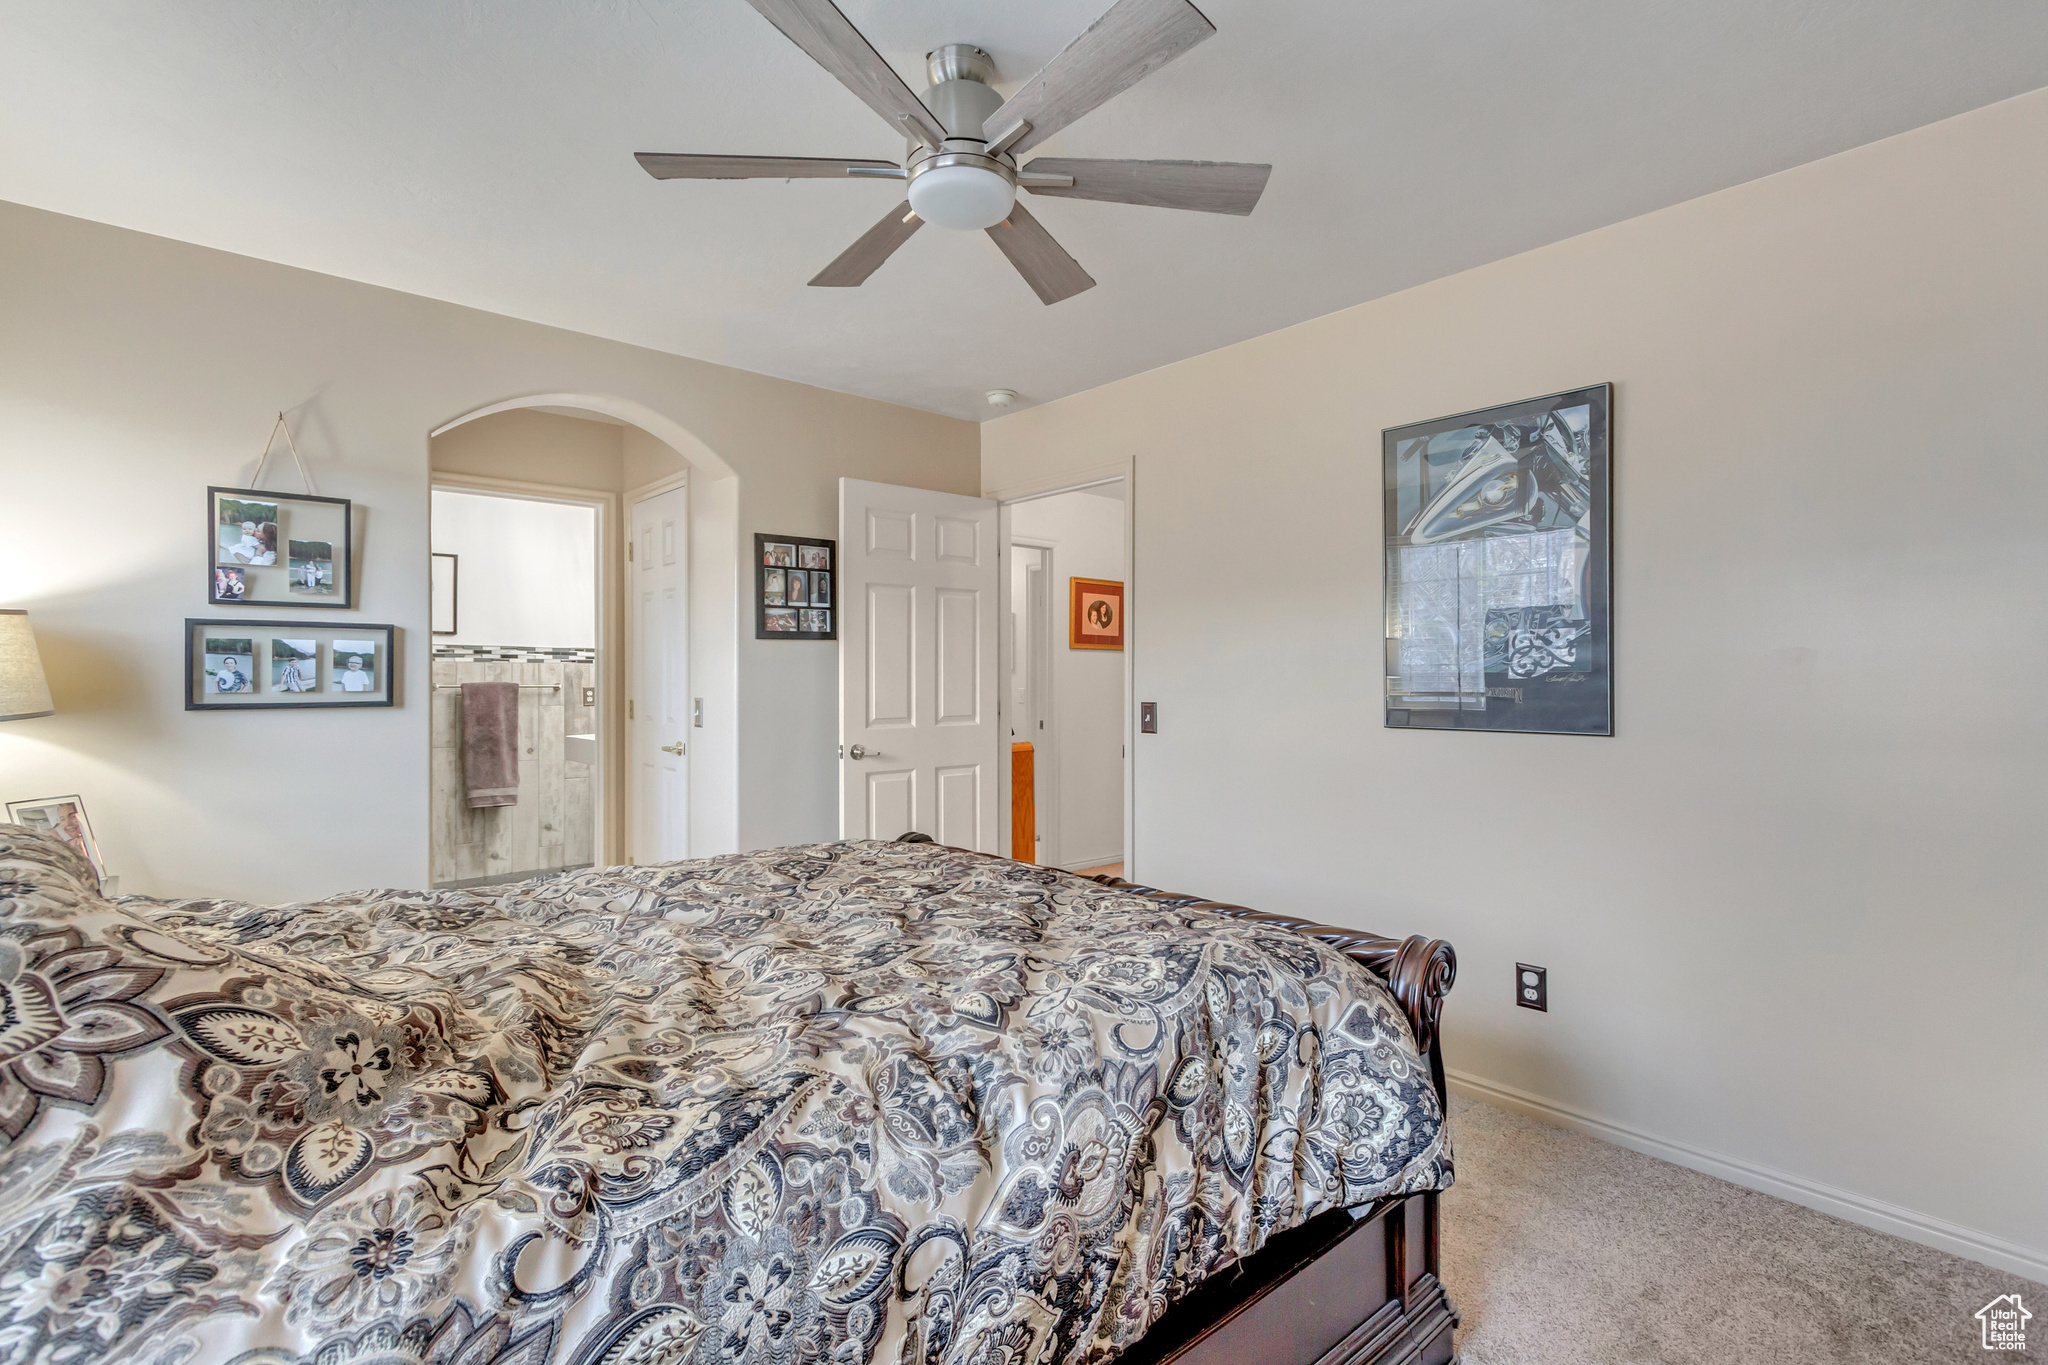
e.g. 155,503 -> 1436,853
427,394 -> 740,874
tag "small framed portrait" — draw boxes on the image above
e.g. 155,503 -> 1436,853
5,795 -> 106,879
755,534 -> 837,639
430,553 -> 458,633
289,540 -> 335,595
332,639 -> 379,693
204,637 -> 256,693
1070,577 -> 1125,651
207,486 -> 353,608
271,638 -> 318,692
186,620 -> 394,709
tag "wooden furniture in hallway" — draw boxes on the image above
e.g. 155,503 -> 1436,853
1011,741 -> 1034,861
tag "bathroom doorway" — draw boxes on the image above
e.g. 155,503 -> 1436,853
428,480 -> 609,888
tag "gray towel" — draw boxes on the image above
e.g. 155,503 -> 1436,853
461,681 -> 520,808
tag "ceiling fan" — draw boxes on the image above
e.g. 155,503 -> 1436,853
635,0 -> 1270,305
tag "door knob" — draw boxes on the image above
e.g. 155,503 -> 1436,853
660,742 -> 686,755
847,744 -> 881,760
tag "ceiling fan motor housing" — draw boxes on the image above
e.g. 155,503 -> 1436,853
905,44 -> 1017,231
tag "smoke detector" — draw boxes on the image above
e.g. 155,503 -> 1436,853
985,389 -> 1019,408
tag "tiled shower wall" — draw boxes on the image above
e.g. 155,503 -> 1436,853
430,647 -> 597,886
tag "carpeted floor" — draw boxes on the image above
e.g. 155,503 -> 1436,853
1440,1095 -> 2041,1363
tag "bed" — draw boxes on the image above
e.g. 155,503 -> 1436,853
0,826 -> 1458,1365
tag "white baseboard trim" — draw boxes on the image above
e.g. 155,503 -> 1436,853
1053,854 -> 1122,873
1447,1068 -> 2048,1285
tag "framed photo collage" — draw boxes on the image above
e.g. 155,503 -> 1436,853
756,534 -> 836,640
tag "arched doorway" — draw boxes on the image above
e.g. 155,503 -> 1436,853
426,396 -> 740,884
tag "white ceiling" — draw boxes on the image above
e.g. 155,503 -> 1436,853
4,2 -> 2046,421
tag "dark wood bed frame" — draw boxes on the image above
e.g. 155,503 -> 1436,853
896,836 -> 1462,1365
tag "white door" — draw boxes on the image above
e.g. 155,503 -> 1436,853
839,478 -> 1000,850
630,483 -> 689,862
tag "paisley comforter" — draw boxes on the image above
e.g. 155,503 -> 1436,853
0,828 -> 1450,1365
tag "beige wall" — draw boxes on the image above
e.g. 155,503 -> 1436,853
983,90 -> 2048,1273
431,407 -> 625,491
0,199 -> 978,902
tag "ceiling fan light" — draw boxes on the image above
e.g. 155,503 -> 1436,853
906,164 -> 1016,231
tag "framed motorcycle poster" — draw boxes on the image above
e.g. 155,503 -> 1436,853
1382,384 -> 1612,735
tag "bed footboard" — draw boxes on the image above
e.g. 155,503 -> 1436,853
1093,876 -> 1457,1102
892,836 -> 1461,1365
1090,875 -> 1459,1365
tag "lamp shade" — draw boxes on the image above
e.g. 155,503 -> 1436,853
0,611 -> 55,720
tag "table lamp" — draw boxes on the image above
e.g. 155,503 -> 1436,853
0,610 -> 55,720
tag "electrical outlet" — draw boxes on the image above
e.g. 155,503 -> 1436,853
1516,963 -> 1547,1012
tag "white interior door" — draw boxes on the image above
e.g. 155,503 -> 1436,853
630,483 -> 689,862
839,478 -> 1000,851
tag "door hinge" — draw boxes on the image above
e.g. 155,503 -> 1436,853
627,542 -> 634,561
628,700 -> 634,719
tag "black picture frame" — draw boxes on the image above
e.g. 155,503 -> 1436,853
431,553 -> 459,635
1382,383 -> 1613,736
755,533 -> 837,640
184,619 -> 397,710
207,485 -> 355,609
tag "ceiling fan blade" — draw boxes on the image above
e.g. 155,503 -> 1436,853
742,0 -> 949,149
637,153 -> 903,180
809,201 -> 925,287
985,201 -> 1096,305
1021,158 -> 1269,215
983,0 -> 1215,158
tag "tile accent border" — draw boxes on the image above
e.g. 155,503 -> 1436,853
432,644 -> 596,663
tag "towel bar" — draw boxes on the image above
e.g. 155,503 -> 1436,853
434,684 -> 560,691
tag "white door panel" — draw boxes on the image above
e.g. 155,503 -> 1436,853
630,483 -> 689,863
840,478 -> 1000,851
935,589 -> 980,725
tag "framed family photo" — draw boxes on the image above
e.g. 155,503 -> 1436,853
185,619 -> 396,709
5,794 -> 106,879
1069,578 -> 1125,650
1382,383 -> 1612,735
755,534 -> 836,640
207,486 -> 354,608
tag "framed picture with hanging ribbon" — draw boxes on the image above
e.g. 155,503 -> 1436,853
207,414 -> 355,608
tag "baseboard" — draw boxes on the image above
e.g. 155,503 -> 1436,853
1447,1068 -> 2048,1285
1054,854 -> 1122,873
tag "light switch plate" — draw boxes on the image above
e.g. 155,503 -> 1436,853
1140,701 -> 1157,734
